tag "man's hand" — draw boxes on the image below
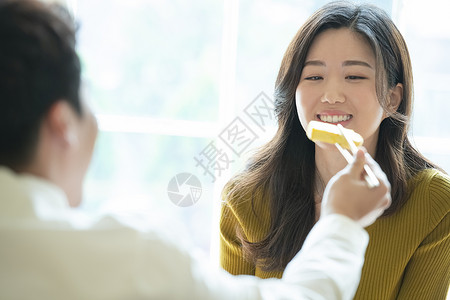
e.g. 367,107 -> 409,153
321,148 -> 391,227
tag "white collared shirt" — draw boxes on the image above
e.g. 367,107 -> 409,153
0,166 -> 368,300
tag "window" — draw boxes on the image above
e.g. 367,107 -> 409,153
77,0 -> 225,255
394,0 -> 450,172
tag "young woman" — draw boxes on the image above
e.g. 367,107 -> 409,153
220,2 -> 450,299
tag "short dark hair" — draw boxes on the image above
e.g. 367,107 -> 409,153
0,0 -> 81,168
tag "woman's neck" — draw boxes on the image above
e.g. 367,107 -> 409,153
314,136 -> 378,198
314,145 -> 347,193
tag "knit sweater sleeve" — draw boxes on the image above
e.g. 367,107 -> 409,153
397,171 -> 450,299
219,197 -> 256,276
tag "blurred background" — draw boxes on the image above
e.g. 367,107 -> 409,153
55,0 -> 450,271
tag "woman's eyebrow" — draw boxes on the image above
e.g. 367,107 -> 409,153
303,60 -> 326,67
342,60 -> 374,69
303,60 -> 374,69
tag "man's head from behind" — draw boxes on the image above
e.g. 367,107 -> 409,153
0,0 -> 97,206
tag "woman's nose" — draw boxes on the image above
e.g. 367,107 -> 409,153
321,82 -> 345,104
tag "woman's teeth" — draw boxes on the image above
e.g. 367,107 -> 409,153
319,115 -> 351,123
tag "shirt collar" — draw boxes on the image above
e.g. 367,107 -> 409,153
0,166 -> 70,220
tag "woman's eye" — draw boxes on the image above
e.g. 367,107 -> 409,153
346,75 -> 366,80
305,76 -> 323,81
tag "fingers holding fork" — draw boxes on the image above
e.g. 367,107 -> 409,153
335,124 -> 379,188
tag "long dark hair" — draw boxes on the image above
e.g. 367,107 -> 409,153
223,1 -> 439,272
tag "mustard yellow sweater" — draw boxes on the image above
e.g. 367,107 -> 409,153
220,169 -> 450,299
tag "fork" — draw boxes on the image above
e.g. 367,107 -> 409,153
334,124 -> 380,188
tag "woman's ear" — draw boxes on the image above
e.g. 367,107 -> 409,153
387,83 -> 403,114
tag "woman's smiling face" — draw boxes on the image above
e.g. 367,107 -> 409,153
295,27 -> 385,152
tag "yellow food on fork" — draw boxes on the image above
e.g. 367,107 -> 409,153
306,120 -> 363,150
